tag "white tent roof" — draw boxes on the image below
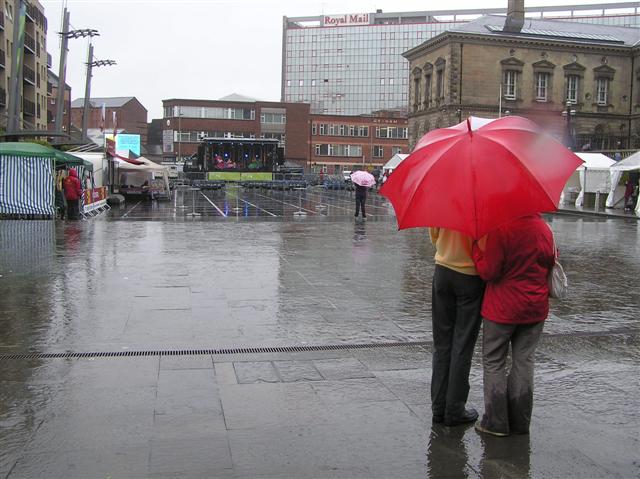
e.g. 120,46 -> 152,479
116,156 -> 168,172
383,154 -> 409,170
610,150 -> 640,171
574,152 -> 615,170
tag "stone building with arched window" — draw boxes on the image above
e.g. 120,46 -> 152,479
403,10 -> 640,151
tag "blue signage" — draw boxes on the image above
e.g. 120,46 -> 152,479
116,134 -> 141,155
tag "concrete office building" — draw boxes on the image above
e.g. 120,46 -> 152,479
0,1 -> 49,131
282,3 -> 640,116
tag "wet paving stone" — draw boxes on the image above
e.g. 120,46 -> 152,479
0,191 -> 638,477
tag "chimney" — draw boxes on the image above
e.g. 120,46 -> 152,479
503,0 -> 524,33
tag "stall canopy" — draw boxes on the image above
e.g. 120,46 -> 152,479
383,154 -> 408,173
566,153 -> 615,207
607,150 -> 640,213
0,142 -> 93,171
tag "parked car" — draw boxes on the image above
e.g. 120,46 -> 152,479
342,170 -> 352,182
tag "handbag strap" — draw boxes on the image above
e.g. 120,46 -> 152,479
547,223 -> 559,260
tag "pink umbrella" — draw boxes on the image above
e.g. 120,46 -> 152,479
350,170 -> 376,187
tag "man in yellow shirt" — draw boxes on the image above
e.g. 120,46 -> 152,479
429,227 -> 485,426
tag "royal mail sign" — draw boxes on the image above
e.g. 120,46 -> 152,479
323,13 -> 370,27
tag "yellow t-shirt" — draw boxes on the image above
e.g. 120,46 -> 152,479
429,227 -> 484,276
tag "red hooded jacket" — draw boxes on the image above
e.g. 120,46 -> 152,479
472,214 -> 555,324
63,169 -> 83,201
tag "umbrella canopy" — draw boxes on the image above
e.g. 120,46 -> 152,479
350,170 -> 376,187
380,116 -> 583,239
0,142 -> 93,171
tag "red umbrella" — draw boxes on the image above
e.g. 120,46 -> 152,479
380,116 -> 583,239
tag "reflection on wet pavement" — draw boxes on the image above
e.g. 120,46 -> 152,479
0,189 -> 638,478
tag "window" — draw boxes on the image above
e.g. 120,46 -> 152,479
436,69 -> 444,99
311,79 -> 316,86
373,146 -> 384,158
504,70 -> 517,100
299,80 -> 304,87
380,78 -> 385,85
413,77 -> 421,108
389,78 -> 394,85
286,80 -> 291,87
535,72 -> 549,102
566,75 -> 579,104
424,74 -> 432,106
312,124 -> 317,135
597,77 -> 608,105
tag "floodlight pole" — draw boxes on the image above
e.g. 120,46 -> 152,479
80,40 -> 115,142
54,8 -> 70,134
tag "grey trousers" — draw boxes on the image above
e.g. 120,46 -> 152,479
431,265 -> 484,420
481,319 -> 544,435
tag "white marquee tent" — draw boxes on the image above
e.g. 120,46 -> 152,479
382,154 -> 409,173
607,150 -> 640,214
561,153 -> 615,207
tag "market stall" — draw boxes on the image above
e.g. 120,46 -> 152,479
0,142 -> 92,219
115,156 -> 170,201
607,150 -> 640,214
560,152 -> 615,207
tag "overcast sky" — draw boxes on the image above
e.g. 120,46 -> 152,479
42,0 -> 633,120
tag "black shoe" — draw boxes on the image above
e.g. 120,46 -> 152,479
444,408 -> 478,427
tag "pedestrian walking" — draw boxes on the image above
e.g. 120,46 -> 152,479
63,168 -> 83,220
429,227 -> 485,426
354,183 -> 368,219
471,214 -> 555,437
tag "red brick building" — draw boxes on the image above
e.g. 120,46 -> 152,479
309,112 -> 409,174
162,95 -> 310,167
70,96 -> 148,143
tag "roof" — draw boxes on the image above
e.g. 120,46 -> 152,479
449,15 -> 640,47
217,93 -> 259,102
0,142 -> 93,170
47,71 -> 71,90
611,151 -> 640,171
71,97 -> 140,109
574,152 -> 616,170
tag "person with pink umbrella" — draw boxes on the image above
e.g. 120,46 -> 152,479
350,170 -> 376,220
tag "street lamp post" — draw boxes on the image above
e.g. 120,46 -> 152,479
562,100 -> 576,150
177,109 -> 182,163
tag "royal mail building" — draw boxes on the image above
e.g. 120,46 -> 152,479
282,3 -> 639,116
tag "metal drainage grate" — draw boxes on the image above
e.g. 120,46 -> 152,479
0,340 -> 431,361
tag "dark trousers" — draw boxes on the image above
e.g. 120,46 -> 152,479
481,320 -> 544,435
354,195 -> 366,217
67,199 -> 80,220
431,265 -> 484,420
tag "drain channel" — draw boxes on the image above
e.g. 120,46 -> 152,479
0,340 -> 430,361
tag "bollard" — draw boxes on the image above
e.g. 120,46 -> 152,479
595,191 -> 600,212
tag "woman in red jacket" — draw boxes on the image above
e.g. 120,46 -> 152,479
63,168 -> 83,220
471,213 -> 555,437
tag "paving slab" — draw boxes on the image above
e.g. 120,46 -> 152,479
0,190 -> 638,477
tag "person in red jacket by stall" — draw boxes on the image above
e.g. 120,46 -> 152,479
471,213 -> 555,437
63,168 -> 83,220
